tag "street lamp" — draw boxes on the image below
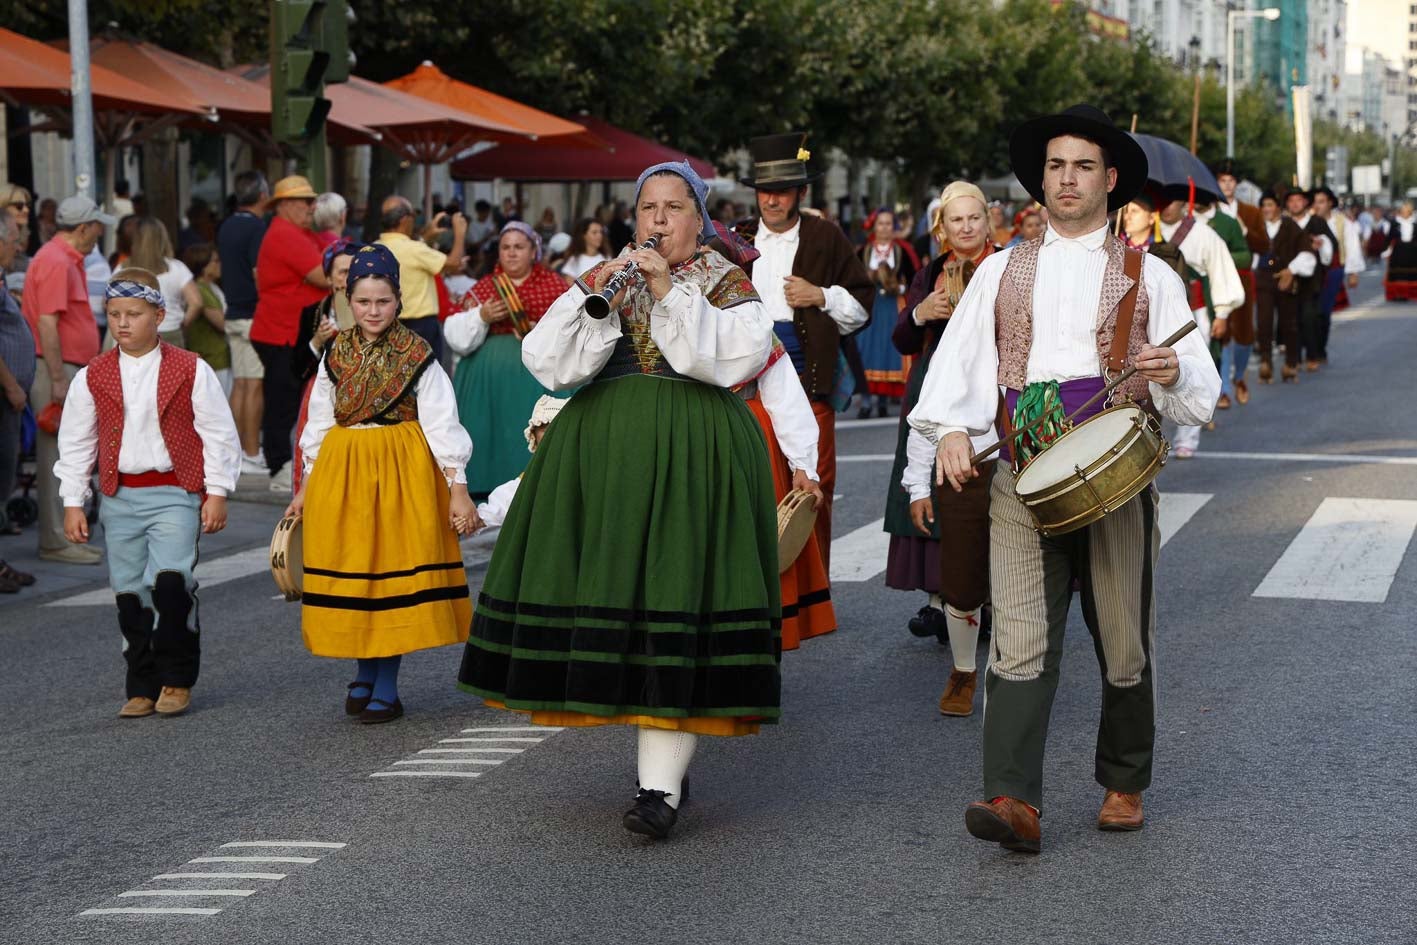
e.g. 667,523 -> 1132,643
1227,5 -> 1282,158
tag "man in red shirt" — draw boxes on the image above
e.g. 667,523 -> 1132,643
250,176 -> 329,491
22,195 -> 112,563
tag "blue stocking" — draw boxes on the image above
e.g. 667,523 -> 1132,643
371,655 -> 402,707
351,658 -> 377,698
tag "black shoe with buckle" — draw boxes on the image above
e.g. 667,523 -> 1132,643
358,698 -> 404,724
907,605 -> 947,643
623,789 -> 678,839
345,681 -> 374,716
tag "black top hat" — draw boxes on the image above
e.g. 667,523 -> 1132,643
739,133 -> 823,191
1310,185 -> 1338,205
1008,104 -> 1149,213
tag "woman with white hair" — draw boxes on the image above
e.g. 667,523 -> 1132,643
312,192 -> 347,248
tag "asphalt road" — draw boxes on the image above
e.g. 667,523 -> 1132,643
2,270 -> 1413,944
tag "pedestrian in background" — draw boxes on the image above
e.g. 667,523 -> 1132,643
313,192 -> 347,249
127,216 -> 202,348
556,217 -> 610,279
2,182 -> 33,273
21,195 -> 113,565
0,215 -> 36,582
217,170 -> 269,477
377,195 -> 466,360
181,242 -> 233,395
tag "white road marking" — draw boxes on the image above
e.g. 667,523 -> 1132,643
837,454 -> 894,463
118,889 -> 256,897
393,759 -> 505,766
1192,450 -> 1417,466
370,770 -> 483,778
836,417 -> 901,430
1159,492 -> 1213,548
187,856 -> 319,865
219,841 -> 346,849
418,747 -> 525,754
438,736 -> 543,743
153,873 -> 285,881
830,518 -> 891,583
459,726 -> 563,733
1254,498 -> 1417,603
81,907 -> 222,916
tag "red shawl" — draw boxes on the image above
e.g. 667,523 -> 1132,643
468,264 -> 566,337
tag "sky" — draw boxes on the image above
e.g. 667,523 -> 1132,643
1346,0 -> 1406,72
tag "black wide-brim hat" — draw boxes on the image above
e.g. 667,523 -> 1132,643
1210,157 -> 1244,180
739,132 -> 824,191
1008,104 -> 1149,213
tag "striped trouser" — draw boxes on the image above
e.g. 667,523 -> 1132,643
981,464 -> 1160,810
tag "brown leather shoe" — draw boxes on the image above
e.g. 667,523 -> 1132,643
1097,790 -> 1144,831
1215,393 -> 1231,410
965,796 -> 1040,853
938,670 -> 978,717
1234,378 -> 1249,404
1258,359 -> 1273,383
119,696 -> 156,718
1305,359 -> 1321,372
154,687 -> 191,716
1282,365 -> 1299,383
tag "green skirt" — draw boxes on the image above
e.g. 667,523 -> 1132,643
457,374 -> 783,724
453,334 -> 559,495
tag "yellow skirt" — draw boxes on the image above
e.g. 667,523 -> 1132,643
301,421 -> 471,658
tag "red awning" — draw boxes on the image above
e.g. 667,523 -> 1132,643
451,115 -> 714,182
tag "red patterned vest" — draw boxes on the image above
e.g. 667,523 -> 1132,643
86,343 -> 206,496
994,233 -> 1152,404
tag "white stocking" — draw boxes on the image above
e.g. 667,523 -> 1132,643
637,727 -> 697,810
946,606 -> 981,672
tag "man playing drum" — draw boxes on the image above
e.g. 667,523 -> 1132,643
908,105 -> 1219,853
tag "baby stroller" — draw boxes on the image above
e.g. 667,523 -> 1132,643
2,406 -> 98,534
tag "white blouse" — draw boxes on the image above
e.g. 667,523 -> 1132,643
756,355 -> 819,479
477,475 -> 520,529
300,356 -> 474,484
520,281 -> 773,391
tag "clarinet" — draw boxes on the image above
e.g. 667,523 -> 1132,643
584,236 -> 661,319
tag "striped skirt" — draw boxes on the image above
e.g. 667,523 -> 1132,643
301,421 -> 471,658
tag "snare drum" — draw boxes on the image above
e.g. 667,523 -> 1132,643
776,490 -> 820,573
269,514 -> 304,601
1012,404 -> 1167,537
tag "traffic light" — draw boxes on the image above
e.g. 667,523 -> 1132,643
269,0 -> 349,187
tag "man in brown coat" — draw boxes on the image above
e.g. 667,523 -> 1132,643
1252,190 -> 1309,383
735,133 -> 873,571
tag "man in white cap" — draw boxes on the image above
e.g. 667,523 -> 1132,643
22,195 -> 114,564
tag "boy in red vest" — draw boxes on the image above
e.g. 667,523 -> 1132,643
55,268 -> 242,718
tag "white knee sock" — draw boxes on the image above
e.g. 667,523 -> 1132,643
946,606 -> 981,672
927,592 -> 943,611
637,727 -> 697,809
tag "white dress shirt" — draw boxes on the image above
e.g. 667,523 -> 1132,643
1218,198 -> 1245,234
1266,219 -> 1318,277
752,219 -> 869,334
907,223 -> 1219,446
1291,213 -> 1334,266
300,355 -> 473,483
520,281 -> 773,391
1159,217 -> 1245,320
1339,215 -> 1365,275
756,355 -> 819,479
55,346 -> 242,505
477,475 -> 521,529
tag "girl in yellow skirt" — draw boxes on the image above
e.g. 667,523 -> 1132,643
288,244 -> 480,723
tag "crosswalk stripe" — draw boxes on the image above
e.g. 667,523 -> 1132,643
1253,498 -> 1417,603
829,518 -> 891,583
1158,492 -> 1212,548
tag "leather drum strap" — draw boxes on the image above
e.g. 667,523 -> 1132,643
1108,247 -> 1144,375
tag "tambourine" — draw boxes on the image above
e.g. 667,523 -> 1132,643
776,489 -> 819,574
269,514 -> 304,602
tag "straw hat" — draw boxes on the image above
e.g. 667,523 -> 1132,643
271,175 -> 318,202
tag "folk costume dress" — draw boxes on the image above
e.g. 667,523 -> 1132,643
298,321 -> 473,658
457,246 -> 782,737
857,240 -> 919,397
1385,214 -> 1417,300
444,263 -> 567,494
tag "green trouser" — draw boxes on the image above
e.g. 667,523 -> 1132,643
981,465 -> 1159,811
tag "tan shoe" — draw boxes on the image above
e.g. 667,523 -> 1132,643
938,670 -> 978,717
965,796 -> 1041,853
1098,790 -> 1144,831
118,696 -> 156,718
1234,379 -> 1250,405
1215,393 -> 1231,410
1258,360 -> 1273,383
154,687 -> 191,716
39,544 -> 104,565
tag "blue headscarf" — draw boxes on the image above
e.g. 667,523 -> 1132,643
633,160 -> 716,242
322,237 -> 362,277
106,279 -> 165,314
348,243 -> 402,298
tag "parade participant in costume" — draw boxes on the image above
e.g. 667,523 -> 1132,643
291,239 -> 360,493
1384,202 -> 1417,300
886,183 -> 997,644
477,393 -> 565,530
910,105 -> 1219,853
1155,187 -> 1242,459
1006,207 -> 1043,247
444,222 -> 567,496
1284,188 -> 1336,371
55,267 -> 242,718
458,161 -> 778,841
892,182 -> 1000,717
1253,191 -> 1308,383
735,133 -> 874,572
290,245 -> 477,724
856,207 -> 919,417
1312,187 -> 1362,343
1194,195 -> 1252,409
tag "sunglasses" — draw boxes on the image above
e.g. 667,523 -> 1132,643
7,200 -> 28,210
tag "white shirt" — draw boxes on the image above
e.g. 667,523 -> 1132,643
558,253 -> 609,280
752,219 -> 869,334
300,355 -> 473,483
477,475 -> 521,529
1218,198 -> 1244,232
55,346 -> 242,505
1265,219 -> 1318,278
756,355 -> 819,479
1291,213 -> 1334,266
907,223 -> 1219,445
520,281 -> 773,391
1331,214 -> 1365,275
1159,217 -> 1244,320
156,258 -> 194,334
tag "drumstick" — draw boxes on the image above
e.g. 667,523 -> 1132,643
967,320 -> 1198,466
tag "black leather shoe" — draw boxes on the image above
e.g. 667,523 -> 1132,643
345,681 -> 374,716
907,605 -> 947,642
358,698 -> 404,724
623,789 -> 678,839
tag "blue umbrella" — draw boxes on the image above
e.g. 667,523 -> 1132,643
1129,133 -> 1222,204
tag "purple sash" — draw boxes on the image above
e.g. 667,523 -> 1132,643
1000,376 -> 1107,464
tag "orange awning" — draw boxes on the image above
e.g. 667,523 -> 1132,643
384,62 -> 601,146
0,27 -> 200,117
